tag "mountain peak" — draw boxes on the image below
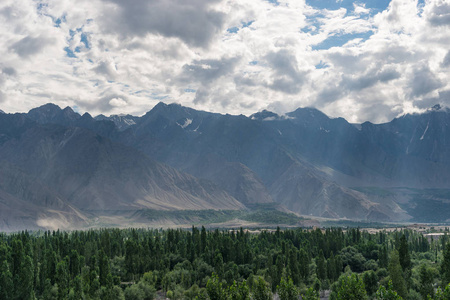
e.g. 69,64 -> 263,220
94,114 -> 139,131
95,114 -> 107,120
421,104 -> 450,115
80,112 -> 93,119
0,109 -> 5,114
62,106 -> 76,113
427,103 -> 450,113
27,103 -> 80,124
153,101 -> 168,110
250,110 -> 280,121
286,107 -> 330,122
29,103 -> 61,113
145,102 -> 213,124
431,104 -> 442,111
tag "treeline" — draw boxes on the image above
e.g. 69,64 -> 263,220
0,226 -> 449,299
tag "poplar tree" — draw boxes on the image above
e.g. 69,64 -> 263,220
442,243 -> 450,286
316,250 -> 327,281
330,273 -> 368,300
252,277 -> 272,300
398,235 -> 411,273
278,277 -> 298,300
376,280 -> 402,300
388,251 -> 407,299
206,274 -> 226,300
418,264 -> 434,299
0,260 -> 13,299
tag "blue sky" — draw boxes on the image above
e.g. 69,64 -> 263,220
0,0 -> 449,123
306,0 -> 391,13
305,0 -> 388,51
312,31 -> 374,51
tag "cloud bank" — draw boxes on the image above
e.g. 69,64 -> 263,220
0,0 -> 449,123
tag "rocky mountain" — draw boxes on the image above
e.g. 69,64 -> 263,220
0,160 -> 88,231
27,103 -> 80,125
3,102 -> 450,228
0,112 -> 244,230
115,103 -> 405,221
113,102 -> 450,221
95,114 -> 140,131
26,103 -> 119,139
358,106 -> 450,187
23,104 -> 275,207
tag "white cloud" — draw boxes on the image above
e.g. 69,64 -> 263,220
109,97 -> 127,107
0,0 -> 448,123
353,3 -> 370,16
99,0 -> 225,48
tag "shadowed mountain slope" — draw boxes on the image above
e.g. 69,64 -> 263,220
0,112 -> 244,230
10,102 -> 450,223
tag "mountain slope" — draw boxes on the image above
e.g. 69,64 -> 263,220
116,102 -> 450,221
26,103 -> 119,139
0,112 -> 245,230
24,103 -> 274,207
95,114 -> 140,131
358,107 -> 450,187
114,103 -> 277,206
117,103 -> 399,221
10,102 -> 450,223
0,160 -> 88,231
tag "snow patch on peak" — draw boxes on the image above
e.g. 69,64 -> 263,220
177,118 -> 193,129
320,127 -> 330,133
262,116 -> 277,121
420,121 -> 429,140
250,110 -> 280,121
123,118 -> 136,126
281,115 -> 295,120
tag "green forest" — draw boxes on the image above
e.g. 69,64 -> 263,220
1,226 -> 450,300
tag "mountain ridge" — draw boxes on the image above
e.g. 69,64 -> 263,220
0,111 -> 245,230
1,101 -> 449,229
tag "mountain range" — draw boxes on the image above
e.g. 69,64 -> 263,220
1,102 -> 450,230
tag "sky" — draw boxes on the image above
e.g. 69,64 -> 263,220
0,0 -> 449,123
